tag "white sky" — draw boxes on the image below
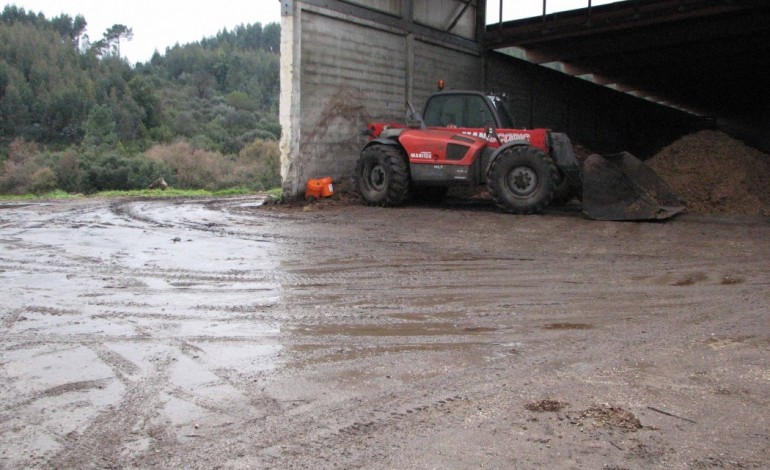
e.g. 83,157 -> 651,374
5,1 -> 627,64
3,0 -> 282,64
487,0 -> 628,23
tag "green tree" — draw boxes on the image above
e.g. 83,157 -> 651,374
1,8 -> 282,195
263,23 -> 280,52
129,76 -> 162,129
82,104 -> 118,149
50,13 -> 87,47
103,24 -> 133,57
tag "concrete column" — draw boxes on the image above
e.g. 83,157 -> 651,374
405,33 -> 414,107
279,2 -> 303,196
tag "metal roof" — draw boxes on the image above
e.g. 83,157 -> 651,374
485,0 -> 770,119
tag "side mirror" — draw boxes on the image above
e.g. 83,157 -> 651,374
407,112 -> 424,129
406,101 -> 426,129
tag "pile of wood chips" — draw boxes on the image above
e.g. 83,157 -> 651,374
646,130 -> 770,216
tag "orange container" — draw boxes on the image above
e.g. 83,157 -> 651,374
306,177 -> 334,199
320,177 -> 334,198
305,179 -> 324,199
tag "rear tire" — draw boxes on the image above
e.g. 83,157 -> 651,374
356,144 -> 410,206
487,145 -> 556,214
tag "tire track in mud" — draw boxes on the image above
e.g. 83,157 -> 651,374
109,200 -> 174,229
161,382 -> 479,469
1,198 -> 288,468
90,343 -> 142,380
31,333 -> 278,467
0,379 -> 112,418
48,353 -> 178,468
264,394 -> 474,469
1,308 -> 24,330
108,199 -> 285,244
169,337 -> 282,420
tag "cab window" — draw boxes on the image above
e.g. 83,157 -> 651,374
424,94 -> 495,128
490,97 -> 516,128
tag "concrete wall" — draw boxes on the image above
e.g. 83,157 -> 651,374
280,1 -> 484,197
485,52 -> 707,158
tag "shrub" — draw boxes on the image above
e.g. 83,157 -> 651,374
80,151 -> 173,193
254,151 -> 280,190
0,159 -> 32,194
239,128 -> 278,145
54,149 -> 84,193
173,111 -> 198,137
145,140 -> 229,190
238,139 -> 281,163
144,138 -> 281,191
239,139 -> 280,189
0,138 -> 44,194
226,91 -> 258,112
148,124 -> 174,143
30,167 -> 57,194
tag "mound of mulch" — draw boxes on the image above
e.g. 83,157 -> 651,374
569,404 -> 643,432
646,130 -> 770,216
525,399 -> 569,413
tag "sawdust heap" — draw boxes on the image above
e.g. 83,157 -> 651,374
581,404 -> 643,432
525,399 -> 568,413
646,130 -> 770,216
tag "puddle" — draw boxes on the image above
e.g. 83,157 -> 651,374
0,203 -> 36,209
9,311 -> 137,336
287,341 -> 491,370
389,313 -> 429,321
543,323 -> 593,330
11,200 -> 279,273
196,343 -> 282,371
293,323 -> 497,337
671,272 -> 708,286
235,201 -> 266,209
178,320 -> 280,338
3,345 -> 116,395
721,274 -> 745,285
462,326 -> 497,333
703,335 -> 754,350
163,396 -> 224,429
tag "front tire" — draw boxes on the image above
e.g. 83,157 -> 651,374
356,144 -> 410,206
551,170 -> 580,205
487,145 -> 557,214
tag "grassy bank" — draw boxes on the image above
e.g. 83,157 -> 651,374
0,187 -> 282,202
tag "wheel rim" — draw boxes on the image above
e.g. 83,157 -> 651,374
506,166 -> 538,196
368,164 -> 387,191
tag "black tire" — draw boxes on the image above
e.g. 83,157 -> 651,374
551,170 -> 579,205
356,144 -> 410,206
487,145 -> 557,214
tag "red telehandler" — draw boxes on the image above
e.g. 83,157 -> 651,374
356,90 -> 684,220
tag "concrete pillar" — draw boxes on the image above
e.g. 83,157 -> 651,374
279,3 -> 303,196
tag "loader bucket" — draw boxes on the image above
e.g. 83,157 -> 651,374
582,152 -> 685,221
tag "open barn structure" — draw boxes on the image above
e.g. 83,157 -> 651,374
278,0 -> 770,196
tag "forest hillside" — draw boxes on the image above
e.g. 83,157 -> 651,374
0,5 -> 281,194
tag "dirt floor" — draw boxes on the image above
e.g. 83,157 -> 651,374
1,195 -> 768,469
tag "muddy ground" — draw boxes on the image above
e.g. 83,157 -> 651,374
0,196 -> 768,469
